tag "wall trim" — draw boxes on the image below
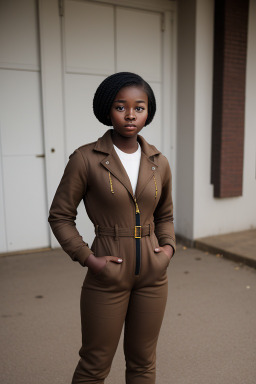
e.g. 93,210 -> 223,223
67,0 -> 176,12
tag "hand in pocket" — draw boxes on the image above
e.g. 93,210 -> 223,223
154,245 -> 174,261
85,254 -> 123,275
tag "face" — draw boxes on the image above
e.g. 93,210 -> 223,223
109,86 -> 148,139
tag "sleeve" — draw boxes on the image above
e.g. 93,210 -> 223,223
48,149 -> 93,266
154,157 -> 176,254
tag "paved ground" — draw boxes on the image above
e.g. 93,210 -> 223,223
195,229 -> 256,268
0,244 -> 256,384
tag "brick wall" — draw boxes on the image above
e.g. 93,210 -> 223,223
211,0 -> 249,198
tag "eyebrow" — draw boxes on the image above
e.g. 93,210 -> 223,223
113,99 -> 146,103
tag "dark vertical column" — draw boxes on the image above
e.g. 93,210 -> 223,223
211,0 -> 249,198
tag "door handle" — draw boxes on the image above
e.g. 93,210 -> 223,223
36,154 -> 45,158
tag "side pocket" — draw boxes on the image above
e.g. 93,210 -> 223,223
150,233 -> 170,268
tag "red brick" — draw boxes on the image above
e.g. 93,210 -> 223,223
211,0 -> 249,198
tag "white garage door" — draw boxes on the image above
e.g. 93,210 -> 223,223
0,0 -> 49,252
62,0 -> 165,243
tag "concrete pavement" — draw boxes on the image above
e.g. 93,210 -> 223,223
0,244 -> 256,384
195,229 -> 256,269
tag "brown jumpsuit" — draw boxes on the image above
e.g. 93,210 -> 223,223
49,129 -> 176,384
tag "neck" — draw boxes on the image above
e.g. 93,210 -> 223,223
112,131 -> 138,154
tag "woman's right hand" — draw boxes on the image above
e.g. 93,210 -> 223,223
85,254 -> 122,275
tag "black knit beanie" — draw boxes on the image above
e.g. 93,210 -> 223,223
93,72 -> 156,126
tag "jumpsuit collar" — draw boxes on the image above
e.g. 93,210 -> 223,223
94,129 -> 160,199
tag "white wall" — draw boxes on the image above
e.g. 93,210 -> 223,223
176,0 -> 256,241
175,0 -> 196,239
193,0 -> 256,238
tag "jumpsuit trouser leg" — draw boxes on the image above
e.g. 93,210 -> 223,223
71,274 -> 168,384
72,286 -> 130,384
124,282 -> 168,384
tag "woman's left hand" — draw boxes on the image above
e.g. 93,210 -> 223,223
154,244 -> 174,261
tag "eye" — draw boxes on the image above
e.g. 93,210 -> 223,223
136,106 -> 145,112
115,105 -> 125,111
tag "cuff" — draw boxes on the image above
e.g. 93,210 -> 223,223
75,245 -> 94,267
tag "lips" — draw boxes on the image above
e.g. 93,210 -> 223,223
124,124 -> 136,127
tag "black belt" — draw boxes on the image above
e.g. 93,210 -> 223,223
95,224 -> 151,239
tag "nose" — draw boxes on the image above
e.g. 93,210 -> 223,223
125,108 -> 136,121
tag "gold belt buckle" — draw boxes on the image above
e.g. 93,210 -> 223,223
134,226 -> 142,239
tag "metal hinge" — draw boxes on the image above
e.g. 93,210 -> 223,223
161,13 -> 165,32
59,0 -> 64,17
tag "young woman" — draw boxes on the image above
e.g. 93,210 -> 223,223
49,72 -> 176,384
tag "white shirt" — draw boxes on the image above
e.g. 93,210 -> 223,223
114,143 -> 141,194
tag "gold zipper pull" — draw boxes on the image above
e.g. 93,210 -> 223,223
108,172 -> 114,194
153,175 -> 158,199
133,196 -> 140,214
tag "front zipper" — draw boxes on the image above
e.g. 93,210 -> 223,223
133,196 -> 141,275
